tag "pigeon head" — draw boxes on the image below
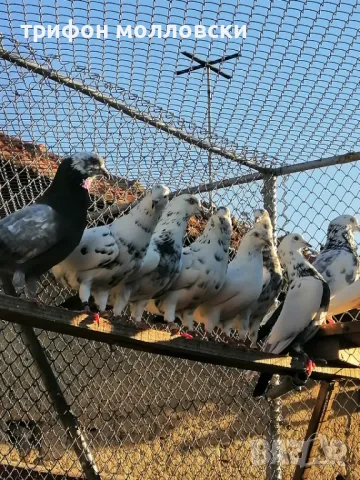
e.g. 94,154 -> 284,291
208,207 -> 232,231
216,206 -> 231,221
254,209 -> 272,231
328,214 -> 360,233
171,194 -> 204,218
243,224 -> 272,250
151,184 -> 170,209
278,233 -> 311,259
70,152 -> 110,179
254,208 -> 267,220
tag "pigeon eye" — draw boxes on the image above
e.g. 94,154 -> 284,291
188,198 -> 196,205
294,235 -> 299,241
254,232 -> 260,238
350,217 -> 355,223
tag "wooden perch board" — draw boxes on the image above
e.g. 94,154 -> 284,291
0,294 -> 359,380
305,321 -> 360,367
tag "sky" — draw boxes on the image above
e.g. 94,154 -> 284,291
0,0 -> 359,247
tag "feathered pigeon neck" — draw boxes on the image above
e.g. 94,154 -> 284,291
282,250 -> 323,281
262,239 -> 282,275
321,225 -> 357,255
152,203 -> 192,243
114,193 -> 162,227
193,216 -> 231,247
37,157 -> 89,216
235,234 -> 263,259
255,218 -> 281,274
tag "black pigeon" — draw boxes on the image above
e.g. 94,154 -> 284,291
0,152 -> 109,301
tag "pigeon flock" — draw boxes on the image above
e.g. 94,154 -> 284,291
1,153 -> 359,397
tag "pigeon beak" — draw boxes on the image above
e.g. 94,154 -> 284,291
200,206 -> 212,219
302,242 -> 318,256
100,167 -> 111,179
152,200 -> 158,209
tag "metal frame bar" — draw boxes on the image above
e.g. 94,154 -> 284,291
89,148 -> 360,220
293,381 -> 339,480
263,175 -> 282,480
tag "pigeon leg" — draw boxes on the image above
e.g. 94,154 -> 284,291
112,284 -> 131,317
163,300 -> 179,334
181,309 -> 195,332
93,289 -> 108,313
79,282 -> 99,325
25,276 -> 41,305
303,353 -> 316,376
92,289 -> 110,325
234,311 -> 250,344
248,317 -> 262,348
202,311 -> 219,337
79,281 -> 92,307
220,323 -> 234,343
130,300 -> 148,327
12,270 -> 25,296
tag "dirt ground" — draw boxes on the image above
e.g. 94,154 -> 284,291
0,320 -> 359,480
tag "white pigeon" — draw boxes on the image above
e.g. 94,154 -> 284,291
253,233 -> 330,397
193,223 -> 272,340
246,209 -> 283,347
52,185 -> 170,316
263,233 -> 330,354
312,214 -> 360,298
145,206 -> 232,331
109,194 -> 204,324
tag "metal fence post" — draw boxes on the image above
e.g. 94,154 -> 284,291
262,174 -> 282,480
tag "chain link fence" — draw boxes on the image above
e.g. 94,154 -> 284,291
0,0 -> 360,478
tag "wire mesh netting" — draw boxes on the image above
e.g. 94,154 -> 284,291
0,321 -> 359,480
0,0 -> 360,478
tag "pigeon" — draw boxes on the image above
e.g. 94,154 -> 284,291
0,152 -> 109,302
109,194 -> 205,324
313,215 -> 360,297
145,206 -> 232,331
193,223 -> 272,340
246,209 -> 283,347
52,185 -> 170,318
253,233 -> 330,397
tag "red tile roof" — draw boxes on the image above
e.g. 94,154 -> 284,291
0,132 -> 248,245
0,132 -> 143,205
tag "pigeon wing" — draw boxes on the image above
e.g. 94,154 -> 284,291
167,251 -> 200,291
126,246 -> 161,282
264,276 -> 324,354
0,204 -> 63,264
313,250 -> 358,294
63,226 -> 119,271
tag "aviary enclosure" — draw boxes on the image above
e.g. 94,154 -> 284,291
0,1 -> 359,479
